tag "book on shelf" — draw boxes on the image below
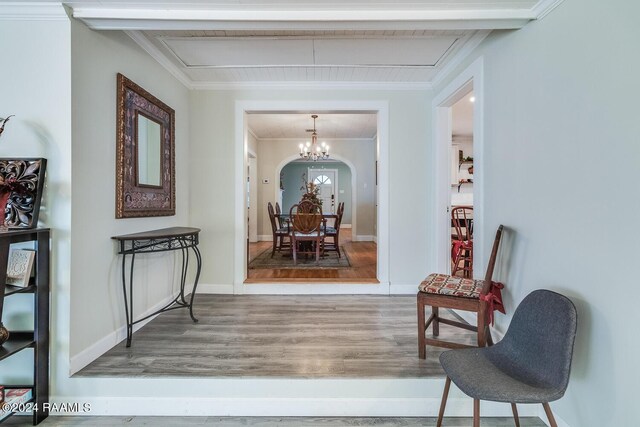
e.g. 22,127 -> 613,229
6,249 -> 35,287
0,388 -> 33,421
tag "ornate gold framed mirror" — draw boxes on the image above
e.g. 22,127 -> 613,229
116,73 -> 175,218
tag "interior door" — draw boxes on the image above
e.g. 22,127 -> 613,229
309,169 -> 337,214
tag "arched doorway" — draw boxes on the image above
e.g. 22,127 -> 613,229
275,154 -> 358,238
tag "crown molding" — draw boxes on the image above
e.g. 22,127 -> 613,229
0,2 -> 68,21
191,80 -> 432,91
124,30 -> 193,89
247,127 -> 260,141
532,0 -> 566,19
430,29 -> 490,88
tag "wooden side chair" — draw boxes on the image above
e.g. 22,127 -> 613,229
275,201 -> 284,229
267,202 -> 290,258
323,201 -> 344,258
437,290 -> 577,427
289,200 -> 324,265
451,206 -> 473,278
418,225 -> 505,359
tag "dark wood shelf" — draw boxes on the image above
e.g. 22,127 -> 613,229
4,284 -> 36,296
0,332 -> 35,361
0,387 -> 35,423
0,228 -> 49,425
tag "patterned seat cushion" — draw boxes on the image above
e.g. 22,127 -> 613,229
293,231 -> 324,237
323,226 -> 337,234
418,273 -> 485,298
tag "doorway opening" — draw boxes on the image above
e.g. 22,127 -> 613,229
450,91 -> 475,278
244,113 -> 376,284
234,102 -> 390,294
432,57 -> 485,278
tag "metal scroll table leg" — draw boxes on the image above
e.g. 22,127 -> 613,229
178,239 -> 189,305
188,244 -> 202,323
122,252 -> 135,348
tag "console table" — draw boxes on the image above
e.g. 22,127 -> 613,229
112,227 -> 201,347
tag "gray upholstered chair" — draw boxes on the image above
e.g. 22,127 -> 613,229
436,290 -> 577,427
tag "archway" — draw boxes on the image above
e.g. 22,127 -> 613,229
274,153 -> 358,239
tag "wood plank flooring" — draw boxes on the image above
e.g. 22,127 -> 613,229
246,230 -> 378,283
3,416 -> 547,426
77,295 -> 477,378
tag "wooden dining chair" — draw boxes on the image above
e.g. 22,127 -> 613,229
418,225 -> 505,358
289,200 -> 324,265
267,202 -> 290,258
323,201 -> 344,258
451,206 -> 473,278
275,202 -> 284,229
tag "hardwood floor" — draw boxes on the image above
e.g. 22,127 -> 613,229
246,229 -> 378,283
4,416 -> 547,426
76,295 -> 477,378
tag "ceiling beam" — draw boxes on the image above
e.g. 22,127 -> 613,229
73,8 -> 534,31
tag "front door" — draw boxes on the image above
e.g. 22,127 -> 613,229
309,169 -> 337,214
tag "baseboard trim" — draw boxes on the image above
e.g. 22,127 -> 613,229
452,310 -> 506,342
69,292 -> 179,375
341,224 -> 352,229
389,283 -> 418,295
47,396 -> 539,417
258,235 -> 273,241
197,283 -> 234,294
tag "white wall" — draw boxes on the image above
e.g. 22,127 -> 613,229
190,89 -> 429,288
435,0 -> 639,425
70,19 -> 191,361
255,138 -> 375,238
0,10 -> 72,394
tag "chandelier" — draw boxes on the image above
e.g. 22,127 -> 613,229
298,114 -> 329,161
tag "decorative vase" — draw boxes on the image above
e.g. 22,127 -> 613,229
0,191 -> 9,232
0,322 -> 9,346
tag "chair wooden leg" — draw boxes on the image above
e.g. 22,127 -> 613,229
432,306 -> 440,336
436,377 -> 451,427
315,239 -> 320,265
542,403 -> 558,427
292,240 -> 297,265
417,297 -> 426,359
473,399 -> 480,427
271,235 -> 277,257
511,403 -> 520,427
486,327 -> 494,346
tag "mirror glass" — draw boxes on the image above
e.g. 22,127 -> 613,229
136,114 -> 162,187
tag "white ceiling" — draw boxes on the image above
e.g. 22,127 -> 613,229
61,0 -> 562,87
247,113 -> 377,140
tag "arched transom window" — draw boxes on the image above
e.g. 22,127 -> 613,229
313,175 -> 332,185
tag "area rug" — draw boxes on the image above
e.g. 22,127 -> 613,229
249,248 -> 351,269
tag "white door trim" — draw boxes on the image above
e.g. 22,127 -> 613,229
235,100 -> 389,294
431,56 -> 485,276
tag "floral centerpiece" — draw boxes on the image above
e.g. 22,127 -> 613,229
299,173 -> 322,206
